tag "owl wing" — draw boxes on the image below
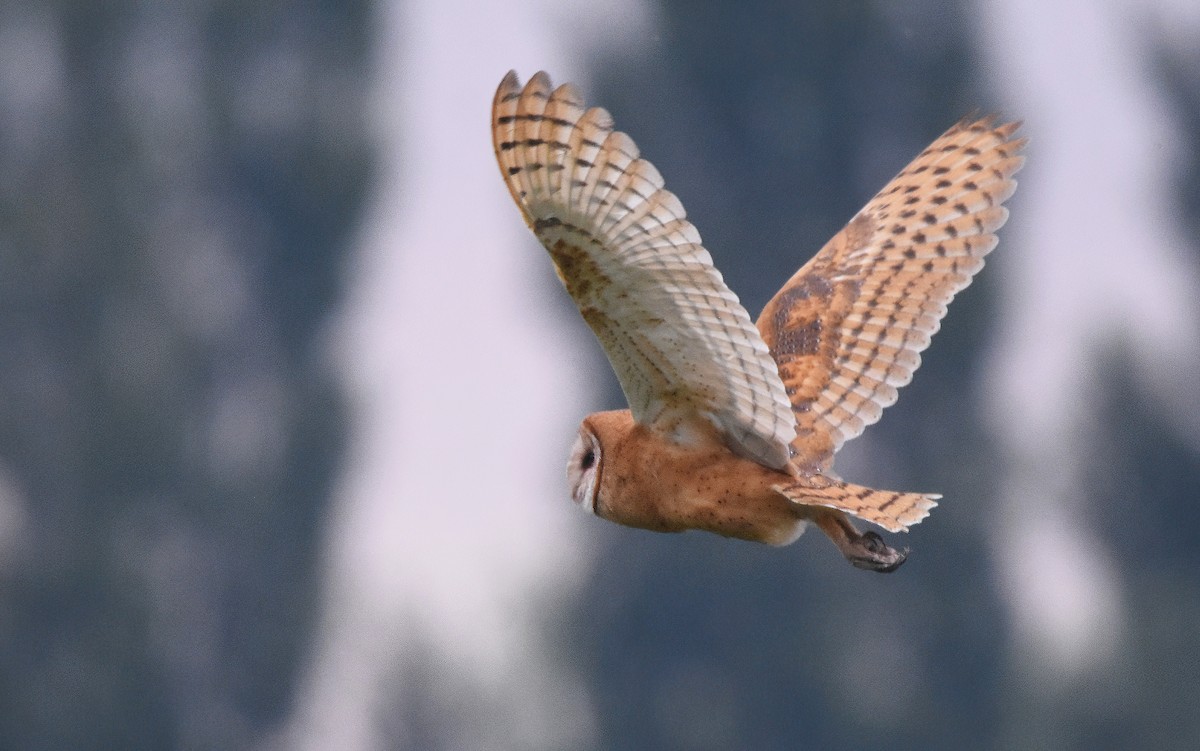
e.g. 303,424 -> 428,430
757,116 -> 1026,472
493,71 -> 796,470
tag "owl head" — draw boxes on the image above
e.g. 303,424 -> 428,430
566,410 -> 640,518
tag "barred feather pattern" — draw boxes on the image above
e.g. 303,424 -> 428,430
493,71 -> 797,470
775,478 -> 940,533
758,116 -> 1026,478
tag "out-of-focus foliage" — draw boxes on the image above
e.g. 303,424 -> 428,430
0,2 -> 370,748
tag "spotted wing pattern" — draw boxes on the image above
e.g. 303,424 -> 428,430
493,71 -> 797,470
758,116 -> 1026,474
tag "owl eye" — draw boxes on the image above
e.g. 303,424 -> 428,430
580,449 -> 595,470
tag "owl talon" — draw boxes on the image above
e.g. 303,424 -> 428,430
846,531 -> 908,573
811,511 -> 909,573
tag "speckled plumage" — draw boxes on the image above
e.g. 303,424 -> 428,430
493,71 -> 1024,571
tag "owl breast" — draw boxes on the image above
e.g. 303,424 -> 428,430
582,410 -> 808,546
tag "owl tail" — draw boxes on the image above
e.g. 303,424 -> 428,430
773,479 -> 940,533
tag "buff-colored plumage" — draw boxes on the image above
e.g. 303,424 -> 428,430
493,71 -> 1025,572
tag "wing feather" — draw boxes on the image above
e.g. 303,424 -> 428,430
494,71 -> 796,469
757,116 -> 1026,471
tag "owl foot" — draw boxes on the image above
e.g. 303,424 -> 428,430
812,510 -> 908,573
844,531 -> 908,573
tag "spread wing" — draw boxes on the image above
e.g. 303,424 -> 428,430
757,116 -> 1026,472
493,71 -> 796,470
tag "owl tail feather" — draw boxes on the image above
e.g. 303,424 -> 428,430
773,479 -> 940,534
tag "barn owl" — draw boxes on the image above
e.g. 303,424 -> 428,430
492,71 -> 1024,572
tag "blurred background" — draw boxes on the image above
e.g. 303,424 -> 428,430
1,0 -> 1199,749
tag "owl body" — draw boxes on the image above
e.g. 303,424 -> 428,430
493,71 -> 1025,572
580,410 -> 807,546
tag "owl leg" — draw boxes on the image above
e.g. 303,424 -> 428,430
812,509 -> 907,573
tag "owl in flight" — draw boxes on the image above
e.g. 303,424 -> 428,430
492,71 -> 1024,572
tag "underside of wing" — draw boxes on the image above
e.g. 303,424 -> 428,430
493,71 -> 796,469
757,116 -> 1026,472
